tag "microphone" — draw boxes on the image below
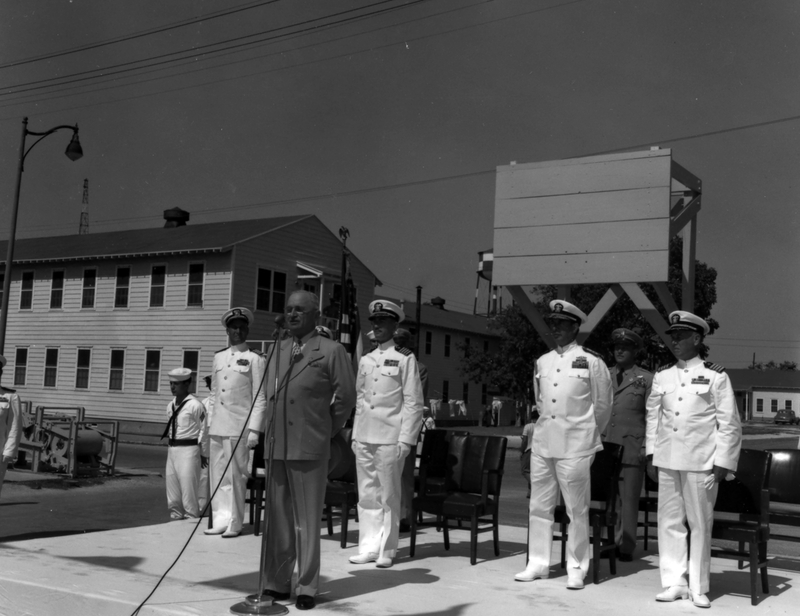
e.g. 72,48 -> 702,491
272,314 -> 286,338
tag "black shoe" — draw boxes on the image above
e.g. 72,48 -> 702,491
263,589 -> 290,601
399,520 -> 411,533
296,594 -> 315,610
618,552 -> 634,562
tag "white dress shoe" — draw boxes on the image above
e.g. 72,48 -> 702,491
566,575 -> 584,590
376,557 -> 393,568
691,593 -> 711,608
514,567 -> 549,582
656,586 -> 690,602
222,529 -> 241,538
349,552 -> 379,565
204,526 -> 227,535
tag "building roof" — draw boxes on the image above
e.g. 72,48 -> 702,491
399,300 -> 499,337
727,369 -> 800,391
0,215 -> 311,263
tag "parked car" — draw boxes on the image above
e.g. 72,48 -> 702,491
774,409 -> 800,425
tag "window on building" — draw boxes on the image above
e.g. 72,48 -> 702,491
44,348 -> 59,387
442,380 -> 449,402
462,382 -> 469,404
786,400 -> 793,410
109,349 -> 125,391
82,269 -> 97,308
115,267 -> 131,308
484,340 -> 489,353
0,270 -> 4,307
256,268 -> 288,313
182,350 -> 199,394
50,271 -> 64,309
150,265 -> 166,307
425,331 -> 432,355
19,271 -> 34,310
444,334 -> 451,358
756,399 -> 764,413
75,349 -> 91,389
187,263 -> 204,307
144,350 -> 161,392
481,383 -> 488,406
771,399 -> 779,413
464,337 -> 471,356
14,348 -> 27,386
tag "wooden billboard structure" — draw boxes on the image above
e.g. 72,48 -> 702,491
492,148 -> 701,350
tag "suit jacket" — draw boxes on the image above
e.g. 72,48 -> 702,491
602,365 -> 652,465
248,334 -> 355,461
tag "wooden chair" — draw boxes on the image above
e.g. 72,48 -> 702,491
324,427 -> 358,548
410,434 -> 507,565
245,433 -> 266,536
555,442 -> 624,584
711,448 -> 771,606
638,463 -> 659,551
764,449 -> 800,544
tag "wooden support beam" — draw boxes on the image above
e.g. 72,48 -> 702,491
671,160 -> 702,193
681,219 -> 696,311
577,284 -> 625,344
620,283 -> 672,348
652,281 -> 680,315
669,194 -> 701,237
506,285 -> 555,350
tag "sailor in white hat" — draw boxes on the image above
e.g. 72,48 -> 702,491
0,354 -> 23,499
516,299 -> 613,589
646,311 -> 741,607
162,368 -> 209,520
350,299 -> 423,568
206,306 -> 267,537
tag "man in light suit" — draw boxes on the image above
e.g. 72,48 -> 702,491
350,300 -> 423,568
247,290 -> 355,611
602,328 -> 652,561
646,311 -> 741,608
0,355 -> 22,499
205,307 -> 267,538
515,299 -> 613,590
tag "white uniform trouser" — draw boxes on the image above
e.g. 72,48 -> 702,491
354,441 -> 405,558
657,468 -> 718,595
209,435 -> 249,532
198,460 -> 210,516
527,451 -> 594,577
166,445 -> 201,519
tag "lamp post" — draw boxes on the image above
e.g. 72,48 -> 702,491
0,117 -> 83,357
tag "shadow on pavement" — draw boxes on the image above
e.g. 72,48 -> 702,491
0,528 -> 108,542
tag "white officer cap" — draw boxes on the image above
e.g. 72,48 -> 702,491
368,299 -> 405,322
0,354 -> 6,369
546,299 -> 587,325
168,367 -> 193,382
666,311 -> 710,336
221,306 -> 254,327
316,325 -> 333,339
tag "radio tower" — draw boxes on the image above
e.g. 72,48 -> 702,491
79,178 -> 89,234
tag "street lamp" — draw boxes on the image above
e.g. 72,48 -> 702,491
0,117 -> 83,357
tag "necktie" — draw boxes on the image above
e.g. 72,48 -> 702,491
292,340 -> 301,361
616,371 -> 624,387
161,398 -> 189,440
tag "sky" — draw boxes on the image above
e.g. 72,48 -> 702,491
0,0 -> 798,369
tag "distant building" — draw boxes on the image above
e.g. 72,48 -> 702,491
0,213 -> 377,436
727,369 -> 800,421
395,297 -> 502,424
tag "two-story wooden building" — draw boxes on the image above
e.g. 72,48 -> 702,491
0,213 -> 377,437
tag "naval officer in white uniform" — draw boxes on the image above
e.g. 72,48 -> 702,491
350,300 -> 423,568
205,307 -> 267,537
515,299 -> 613,590
0,354 -> 22,499
646,311 -> 741,608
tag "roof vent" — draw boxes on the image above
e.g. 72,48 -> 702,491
163,207 -> 190,228
430,296 -> 446,310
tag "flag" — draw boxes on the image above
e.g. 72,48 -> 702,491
339,250 -> 363,371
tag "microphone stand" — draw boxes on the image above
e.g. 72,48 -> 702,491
230,324 -> 289,616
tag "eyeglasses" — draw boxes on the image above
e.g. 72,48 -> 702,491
285,307 -> 309,315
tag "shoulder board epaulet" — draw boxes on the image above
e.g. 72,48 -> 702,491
0,386 -> 16,393
704,361 -> 726,373
215,347 -> 228,354
248,347 -> 263,356
581,346 -> 603,359
395,346 -> 413,356
657,362 -> 677,373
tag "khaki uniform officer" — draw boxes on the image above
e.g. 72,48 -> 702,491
646,311 -> 741,608
602,328 -> 652,561
206,307 -> 267,538
350,300 -> 424,568
0,354 -> 22,499
515,300 -> 613,590
162,368 -> 209,519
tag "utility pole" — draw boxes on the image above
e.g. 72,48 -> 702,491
79,178 -> 89,234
